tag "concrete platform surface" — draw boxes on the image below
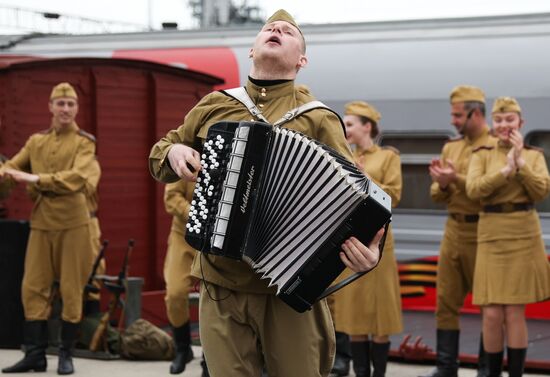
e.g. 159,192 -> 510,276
1,346 -> 546,376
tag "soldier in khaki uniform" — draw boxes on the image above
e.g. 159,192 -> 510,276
421,86 -> 496,377
149,10 -> 384,377
466,97 -> 550,377
162,180 -> 209,376
331,101 -> 403,377
0,83 -> 96,375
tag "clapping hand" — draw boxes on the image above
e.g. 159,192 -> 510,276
509,130 -> 526,169
429,158 -> 457,189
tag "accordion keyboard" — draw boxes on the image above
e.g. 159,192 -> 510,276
186,130 -> 233,251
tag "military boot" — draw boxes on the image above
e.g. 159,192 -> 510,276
57,321 -> 79,375
2,320 -> 48,373
351,341 -> 371,377
419,329 -> 459,377
477,334 -> 490,377
169,322 -> 193,374
331,331 -> 351,376
507,347 -> 526,377
486,351 -> 503,377
371,341 -> 390,377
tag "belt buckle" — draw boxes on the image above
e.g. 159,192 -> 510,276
502,203 -> 515,213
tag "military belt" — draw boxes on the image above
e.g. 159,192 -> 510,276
41,191 -> 58,198
449,213 -> 479,223
483,202 -> 534,213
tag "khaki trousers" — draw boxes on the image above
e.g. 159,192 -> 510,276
199,283 -> 335,377
22,225 -> 94,323
163,231 -> 196,327
436,218 -> 477,329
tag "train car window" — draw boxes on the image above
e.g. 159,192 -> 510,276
379,131 -> 451,211
525,130 -> 550,214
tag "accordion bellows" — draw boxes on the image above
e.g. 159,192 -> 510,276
186,121 -> 391,312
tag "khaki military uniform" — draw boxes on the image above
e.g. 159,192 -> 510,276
2,122 -> 96,323
163,179 -> 197,327
332,145 -> 403,336
85,159 -> 104,301
430,126 -> 495,329
150,79 -> 353,377
466,143 -> 550,305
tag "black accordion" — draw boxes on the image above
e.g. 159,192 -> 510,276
185,121 -> 392,312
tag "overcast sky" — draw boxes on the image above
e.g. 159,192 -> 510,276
2,0 -> 550,34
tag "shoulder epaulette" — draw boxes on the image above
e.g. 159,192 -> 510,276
472,145 -> 494,153
381,145 -> 400,155
78,129 -> 96,142
525,144 -> 544,153
445,136 -> 464,144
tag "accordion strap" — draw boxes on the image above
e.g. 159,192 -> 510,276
222,87 -> 270,123
273,101 -> 329,127
221,87 -> 334,127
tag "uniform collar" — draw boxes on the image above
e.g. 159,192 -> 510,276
355,144 -> 379,157
50,120 -> 79,135
245,79 -> 296,101
465,124 -> 489,145
497,140 -> 513,150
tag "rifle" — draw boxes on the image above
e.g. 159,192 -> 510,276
89,238 -> 135,352
84,239 -> 109,296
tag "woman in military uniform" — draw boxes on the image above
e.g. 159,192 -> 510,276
332,101 -> 403,377
466,97 -> 550,377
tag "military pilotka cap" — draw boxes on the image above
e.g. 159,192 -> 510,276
492,96 -> 522,114
449,85 -> 485,104
345,101 -> 382,123
50,82 -> 78,100
265,9 -> 302,35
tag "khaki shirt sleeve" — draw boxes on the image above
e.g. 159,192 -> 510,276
84,159 -> 101,196
164,180 -> 191,220
454,173 -> 466,192
36,137 -> 96,194
466,151 -> 508,201
316,111 -> 354,162
1,139 -> 33,198
149,94 -> 218,183
516,151 -> 550,202
375,152 -> 402,206
430,145 -> 454,203
3,138 -> 32,172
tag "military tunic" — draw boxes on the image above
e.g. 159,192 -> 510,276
430,126 -> 495,329
2,122 -> 96,323
149,79 -> 352,377
333,144 -> 403,336
163,179 -> 198,327
466,143 -> 550,305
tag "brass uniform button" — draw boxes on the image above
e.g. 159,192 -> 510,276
259,104 -> 264,108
